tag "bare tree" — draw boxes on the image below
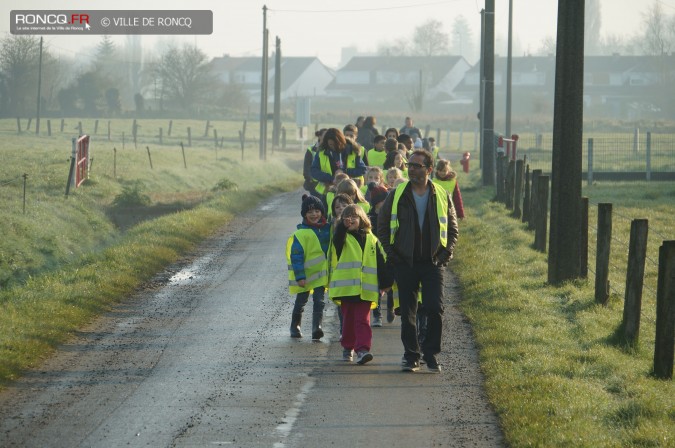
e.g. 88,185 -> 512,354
536,36 -> 557,56
412,19 -> 449,56
451,16 -> 473,60
0,35 -> 41,117
153,44 -> 217,111
585,0 -> 602,55
641,1 -> 673,56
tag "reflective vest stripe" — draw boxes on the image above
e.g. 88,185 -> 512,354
329,232 -> 380,303
286,229 -> 328,294
389,181 -> 448,248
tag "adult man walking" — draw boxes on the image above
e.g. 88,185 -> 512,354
377,150 -> 459,373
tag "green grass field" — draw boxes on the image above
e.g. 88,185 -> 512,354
0,118 -> 673,446
455,170 -> 675,447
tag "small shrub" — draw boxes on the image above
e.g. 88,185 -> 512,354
112,181 -> 151,207
212,178 -> 238,192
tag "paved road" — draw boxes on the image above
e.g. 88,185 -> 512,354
0,191 -> 504,447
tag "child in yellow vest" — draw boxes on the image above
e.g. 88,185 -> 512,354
432,159 -> 465,219
286,195 -> 331,340
329,205 -> 392,364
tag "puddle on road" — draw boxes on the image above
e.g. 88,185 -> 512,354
168,254 -> 215,285
273,375 -> 316,447
258,196 -> 285,212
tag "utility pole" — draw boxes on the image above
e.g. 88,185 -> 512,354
479,9 -> 485,169
548,0 -> 585,284
259,5 -> 269,160
35,36 -> 43,135
273,36 -> 282,148
505,0 -> 513,138
482,0 -> 495,186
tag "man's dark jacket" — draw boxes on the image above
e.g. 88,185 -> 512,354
376,181 -> 458,267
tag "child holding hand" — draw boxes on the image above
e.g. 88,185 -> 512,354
286,195 -> 331,340
329,205 -> 392,364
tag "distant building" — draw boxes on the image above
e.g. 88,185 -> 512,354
325,55 -> 471,110
210,55 -> 335,102
454,54 -> 675,119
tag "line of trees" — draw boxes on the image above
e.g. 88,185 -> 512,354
0,34 -> 249,119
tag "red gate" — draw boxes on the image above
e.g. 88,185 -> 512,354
75,135 -> 90,187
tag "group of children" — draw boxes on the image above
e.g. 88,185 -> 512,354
286,123 -> 464,366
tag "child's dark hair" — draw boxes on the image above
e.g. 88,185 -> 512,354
331,193 -> 354,217
374,134 -> 386,144
341,204 -> 372,232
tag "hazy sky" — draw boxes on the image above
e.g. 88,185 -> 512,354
3,0 -> 673,68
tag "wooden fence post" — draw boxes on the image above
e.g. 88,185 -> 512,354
94,119 -> 99,135
168,120 -> 173,137
145,146 -> 153,169
180,142 -> 187,169
622,219 -> 649,346
513,159 -> 524,219
496,154 -> 506,203
107,121 -> 111,141
47,119 -> 52,137
534,175 -> 549,252
239,130 -> 245,161
159,127 -> 163,145
653,240 -> 675,379
26,118 -> 32,131
580,197 -> 589,278
281,126 -> 286,150
132,120 -> 137,148
60,118 -> 65,132
505,159 -> 515,209
113,147 -> 117,178
16,117 -> 22,133
78,121 -> 83,136
522,164 -> 531,223
595,203 -> 613,305
528,169 -> 542,230
204,120 -> 211,137
187,127 -> 192,147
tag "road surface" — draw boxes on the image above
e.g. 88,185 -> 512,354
0,191 -> 504,447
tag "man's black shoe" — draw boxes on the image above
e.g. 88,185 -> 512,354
424,356 -> 442,373
401,359 -> 420,372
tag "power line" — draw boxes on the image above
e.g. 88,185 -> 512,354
269,0 -> 454,13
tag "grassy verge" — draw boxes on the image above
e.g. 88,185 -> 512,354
0,118 -> 304,386
454,173 -> 675,447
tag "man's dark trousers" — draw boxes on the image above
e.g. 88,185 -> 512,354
394,260 -> 445,362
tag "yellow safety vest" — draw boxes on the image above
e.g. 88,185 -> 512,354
329,232 -> 383,307
315,150 -> 357,195
389,181 -> 448,247
367,149 -> 387,168
432,178 -> 456,197
286,229 -> 328,294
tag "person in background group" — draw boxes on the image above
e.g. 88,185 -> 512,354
362,166 -> 385,196
366,135 -> 388,169
286,195 -> 331,340
399,116 -> 422,141
357,116 -> 379,151
355,116 -> 365,130
384,149 -> 408,178
384,127 -> 399,141
326,172 -> 351,220
303,128 -> 326,197
385,167 -> 405,189
330,204 -> 392,364
377,150 -> 459,374
428,137 -> 440,161
311,127 -> 367,203
330,193 -> 355,335
432,159 -> 465,220
336,178 -> 371,214
366,182 -> 391,328
343,124 -> 366,186
397,133 -> 415,158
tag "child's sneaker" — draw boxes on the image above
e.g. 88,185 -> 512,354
342,348 -> 354,362
356,351 -> 373,365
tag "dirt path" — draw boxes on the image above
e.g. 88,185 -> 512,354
0,191 -> 504,447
